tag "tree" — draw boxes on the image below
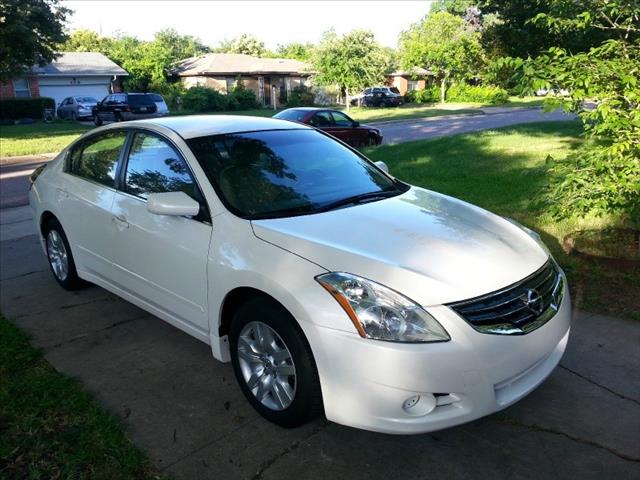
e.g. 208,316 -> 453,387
0,0 -> 70,81
59,29 -> 111,53
274,42 -> 314,61
479,0 -> 612,58
217,34 -> 267,57
399,11 -> 484,103
312,29 -> 388,111
516,1 -> 640,227
431,0 -> 475,15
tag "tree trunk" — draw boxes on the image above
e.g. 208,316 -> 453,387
345,87 -> 350,112
440,75 -> 447,104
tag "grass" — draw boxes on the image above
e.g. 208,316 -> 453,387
364,121 -> 640,321
0,315 -> 164,480
0,121 -> 91,157
340,104 -> 480,123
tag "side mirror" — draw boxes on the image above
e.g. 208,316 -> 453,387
374,161 -> 389,173
352,121 -> 360,127
146,191 -> 200,217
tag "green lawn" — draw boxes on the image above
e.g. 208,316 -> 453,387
0,121 -> 91,157
0,315 -> 164,480
364,121 -> 639,321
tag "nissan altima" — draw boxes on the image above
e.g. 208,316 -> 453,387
29,115 -> 571,433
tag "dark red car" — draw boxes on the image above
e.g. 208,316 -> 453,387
273,108 -> 383,147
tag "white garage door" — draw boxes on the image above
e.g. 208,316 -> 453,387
39,82 -> 111,108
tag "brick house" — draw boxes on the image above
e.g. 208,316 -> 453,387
171,53 -> 311,106
1,52 -> 128,107
387,67 -> 433,96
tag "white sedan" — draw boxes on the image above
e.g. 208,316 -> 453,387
29,115 -> 571,434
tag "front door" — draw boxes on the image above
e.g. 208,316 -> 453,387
109,130 -> 212,333
264,77 -> 272,105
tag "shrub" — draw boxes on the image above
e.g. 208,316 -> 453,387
446,84 -> 509,104
405,87 -> 439,104
229,82 -> 258,110
287,85 -> 314,107
182,86 -> 228,112
0,97 -> 56,120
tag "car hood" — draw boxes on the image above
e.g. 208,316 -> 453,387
251,187 -> 548,306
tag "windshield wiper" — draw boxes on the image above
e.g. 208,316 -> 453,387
317,189 -> 400,213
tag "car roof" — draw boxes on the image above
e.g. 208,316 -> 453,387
119,115 -> 311,139
279,107 -> 324,112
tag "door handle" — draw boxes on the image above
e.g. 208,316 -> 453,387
112,214 -> 129,228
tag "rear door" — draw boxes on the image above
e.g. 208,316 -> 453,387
58,130 -> 128,279
109,130 -> 212,333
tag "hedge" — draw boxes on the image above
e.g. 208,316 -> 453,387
0,97 -> 56,120
446,84 -> 509,104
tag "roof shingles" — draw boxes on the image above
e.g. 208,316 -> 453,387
33,52 -> 128,76
172,53 -> 310,76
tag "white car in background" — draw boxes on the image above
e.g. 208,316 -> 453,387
29,115 -> 571,433
149,93 -> 170,116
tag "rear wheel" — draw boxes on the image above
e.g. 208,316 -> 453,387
43,218 -> 86,290
229,296 -> 323,427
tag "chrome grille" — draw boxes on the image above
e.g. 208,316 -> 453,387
447,260 -> 564,335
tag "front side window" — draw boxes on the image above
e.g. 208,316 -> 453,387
12,78 -> 30,98
125,132 -> 196,200
331,111 -> 353,127
187,129 -> 405,219
71,131 -> 127,187
309,112 -> 333,127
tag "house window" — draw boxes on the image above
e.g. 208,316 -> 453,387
13,78 -> 31,98
226,77 -> 236,93
407,80 -> 419,91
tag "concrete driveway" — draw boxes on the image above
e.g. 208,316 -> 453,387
1,211 -> 639,479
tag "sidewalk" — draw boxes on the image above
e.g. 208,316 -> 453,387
0,152 -> 57,166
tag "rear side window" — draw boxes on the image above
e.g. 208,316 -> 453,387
128,94 -> 155,106
69,131 -> 127,187
124,132 -> 196,199
148,94 -> 164,102
273,110 -> 307,122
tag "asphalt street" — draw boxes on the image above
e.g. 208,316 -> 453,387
2,109 -> 637,480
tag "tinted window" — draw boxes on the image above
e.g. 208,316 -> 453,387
125,133 -> 196,199
71,132 -> 127,187
331,111 -> 353,127
148,94 -> 164,102
309,112 -> 333,127
128,94 -> 154,106
273,109 -> 307,122
187,129 -> 403,219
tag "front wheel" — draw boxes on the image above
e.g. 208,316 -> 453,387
94,115 -> 103,126
229,296 -> 323,427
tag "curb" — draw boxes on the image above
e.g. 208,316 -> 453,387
0,153 -> 57,167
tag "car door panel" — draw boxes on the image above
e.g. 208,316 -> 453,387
58,131 -> 128,279
109,131 -> 212,332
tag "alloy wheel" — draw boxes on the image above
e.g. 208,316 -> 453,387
47,230 -> 69,281
237,321 -> 297,411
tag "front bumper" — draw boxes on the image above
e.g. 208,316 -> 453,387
312,280 -> 571,434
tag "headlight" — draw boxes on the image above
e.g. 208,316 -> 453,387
505,218 -> 551,256
316,272 -> 450,343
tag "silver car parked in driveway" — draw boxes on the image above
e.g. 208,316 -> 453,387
56,96 -> 99,120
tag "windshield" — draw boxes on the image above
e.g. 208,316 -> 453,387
76,97 -> 97,103
187,129 -> 405,219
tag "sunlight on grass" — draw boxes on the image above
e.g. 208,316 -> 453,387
0,121 -> 91,157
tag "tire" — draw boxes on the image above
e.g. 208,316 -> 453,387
229,296 -> 323,428
43,218 -> 86,290
114,112 -> 122,122
94,115 -> 103,126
